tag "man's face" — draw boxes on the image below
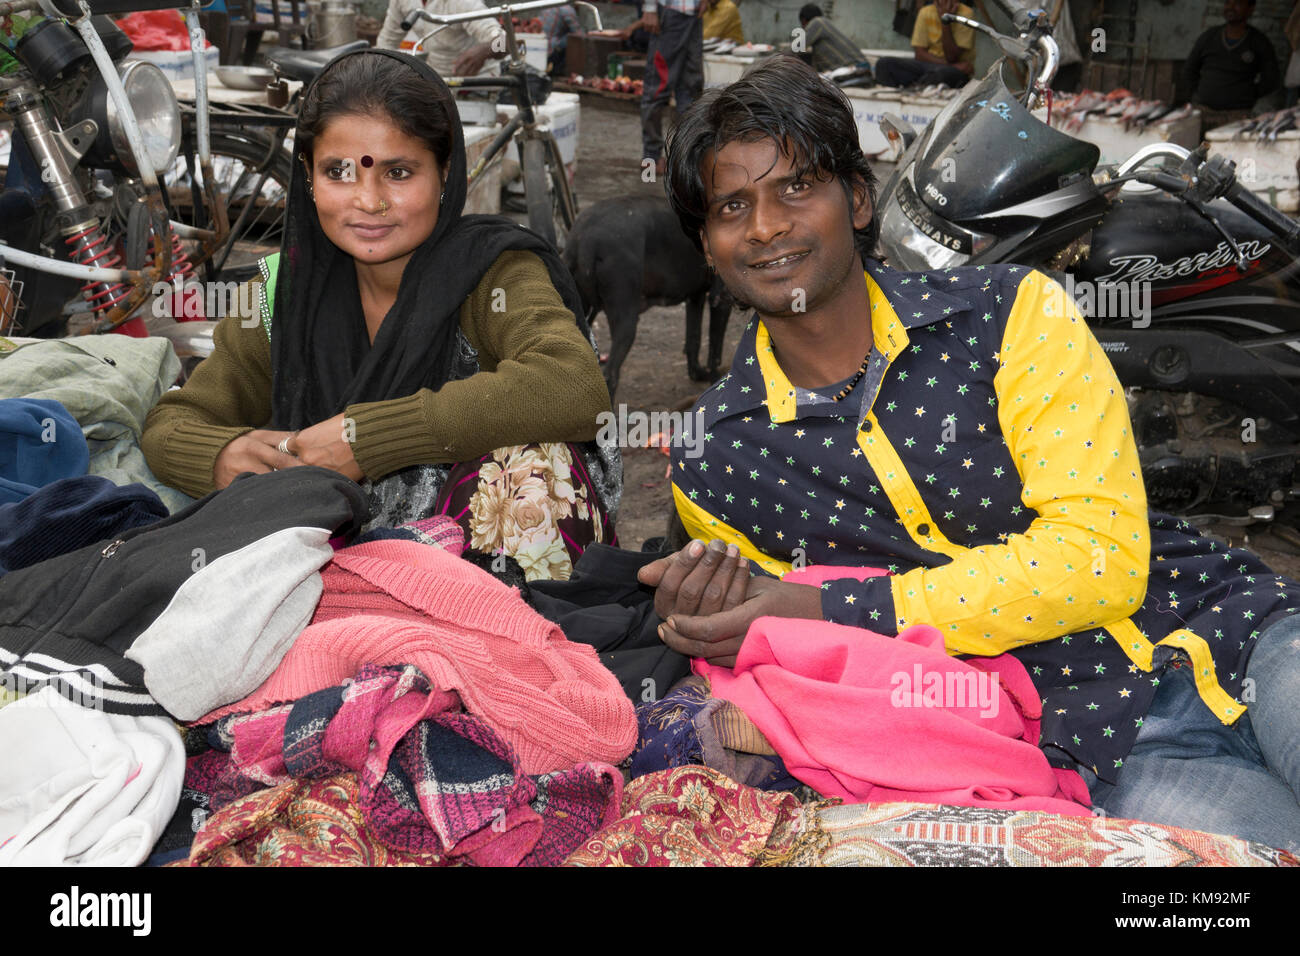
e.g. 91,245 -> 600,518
697,136 -> 872,320
1223,0 -> 1252,24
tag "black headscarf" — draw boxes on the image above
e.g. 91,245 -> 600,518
270,48 -> 591,431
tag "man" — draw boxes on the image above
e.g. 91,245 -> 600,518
640,54 -> 1300,851
377,0 -> 508,78
796,3 -> 864,73
874,0 -> 975,89
538,3 -> 584,75
1180,0 -> 1281,129
617,0 -> 651,55
639,0 -> 707,177
703,0 -> 744,45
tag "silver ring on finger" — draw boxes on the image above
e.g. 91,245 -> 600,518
278,437 -> 292,455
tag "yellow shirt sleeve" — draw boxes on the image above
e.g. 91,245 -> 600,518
910,4 -> 937,51
912,3 -> 976,63
886,270 -> 1151,656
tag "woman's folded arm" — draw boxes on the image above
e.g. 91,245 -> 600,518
347,250 -> 611,479
141,288 -> 274,497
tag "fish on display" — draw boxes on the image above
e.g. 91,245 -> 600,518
1152,102 -> 1194,127
1133,101 -> 1174,131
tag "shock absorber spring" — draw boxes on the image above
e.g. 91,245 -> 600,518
167,229 -> 193,283
65,221 -> 133,313
151,227 -> 198,318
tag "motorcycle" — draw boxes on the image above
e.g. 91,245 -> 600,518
874,7 -> 1300,527
1,0 -> 243,341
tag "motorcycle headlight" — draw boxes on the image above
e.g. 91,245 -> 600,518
878,195 -> 971,271
877,173 -> 993,271
87,60 -> 181,175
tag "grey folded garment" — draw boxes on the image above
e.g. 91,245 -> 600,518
126,526 -> 334,721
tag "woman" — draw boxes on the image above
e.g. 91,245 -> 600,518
142,50 -> 620,581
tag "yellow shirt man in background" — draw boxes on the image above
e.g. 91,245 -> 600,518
911,0 -> 975,70
703,0 -> 745,44
875,0 -> 976,89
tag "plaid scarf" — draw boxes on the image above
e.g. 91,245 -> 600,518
189,664 -> 621,866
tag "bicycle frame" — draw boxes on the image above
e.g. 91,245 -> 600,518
0,0 -> 228,332
406,0 -> 597,235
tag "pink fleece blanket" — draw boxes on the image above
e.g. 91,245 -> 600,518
694,566 -> 1091,815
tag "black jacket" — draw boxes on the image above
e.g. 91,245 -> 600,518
0,468 -> 369,716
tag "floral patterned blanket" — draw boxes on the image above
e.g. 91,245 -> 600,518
563,767 -> 1299,868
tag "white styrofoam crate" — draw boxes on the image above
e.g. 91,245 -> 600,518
498,91 -> 580,173
844,87 -> 950,161
517,32 -> 547,74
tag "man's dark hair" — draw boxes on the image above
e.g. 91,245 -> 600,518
798,4 -> 823,23
665,54 -> 879,261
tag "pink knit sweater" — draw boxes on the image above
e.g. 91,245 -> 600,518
199,539 -> 637,774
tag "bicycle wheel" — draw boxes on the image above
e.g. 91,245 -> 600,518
168,130 -> 293,280
522,136 -> 557,247
543,132 -> 578,254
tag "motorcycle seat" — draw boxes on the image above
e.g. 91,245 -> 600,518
264,42 -> 370,84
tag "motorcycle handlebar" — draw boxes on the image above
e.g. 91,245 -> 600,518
1224,180 -> 1300,253
1134,167 -> 1300,254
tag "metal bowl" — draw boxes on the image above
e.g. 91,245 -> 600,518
214,65 -> 276,91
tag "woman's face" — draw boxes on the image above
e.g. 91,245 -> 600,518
308,112 -> 446,269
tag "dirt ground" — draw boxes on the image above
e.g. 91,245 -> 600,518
569,95 -> 1300,579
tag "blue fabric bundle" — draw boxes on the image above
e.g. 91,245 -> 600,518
0,475 -> 168,576
0,398 -> 89,504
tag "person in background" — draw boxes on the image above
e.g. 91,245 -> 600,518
795,3 -> 863,73
639,0 -> 707,178
703,0 -> 745,45
539,2 -> 584,75
874,0 -> 975,89
617,0 -> 651,55
377,0 -> 508,77
1181,0 -> 1282,134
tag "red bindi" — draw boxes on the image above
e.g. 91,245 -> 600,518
360,155 -> 374,168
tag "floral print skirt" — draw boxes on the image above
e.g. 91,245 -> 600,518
434,442 -> 615,582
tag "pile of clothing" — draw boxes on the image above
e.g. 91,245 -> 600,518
0,455 -> 638,865
6,336 -> 1285,868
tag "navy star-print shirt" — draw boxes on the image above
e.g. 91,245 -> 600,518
671,258 -> 1300,782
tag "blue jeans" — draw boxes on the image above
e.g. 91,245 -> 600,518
1083,613 -> 1300,852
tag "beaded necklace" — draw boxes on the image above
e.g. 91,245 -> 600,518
832,351 -> 873,402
